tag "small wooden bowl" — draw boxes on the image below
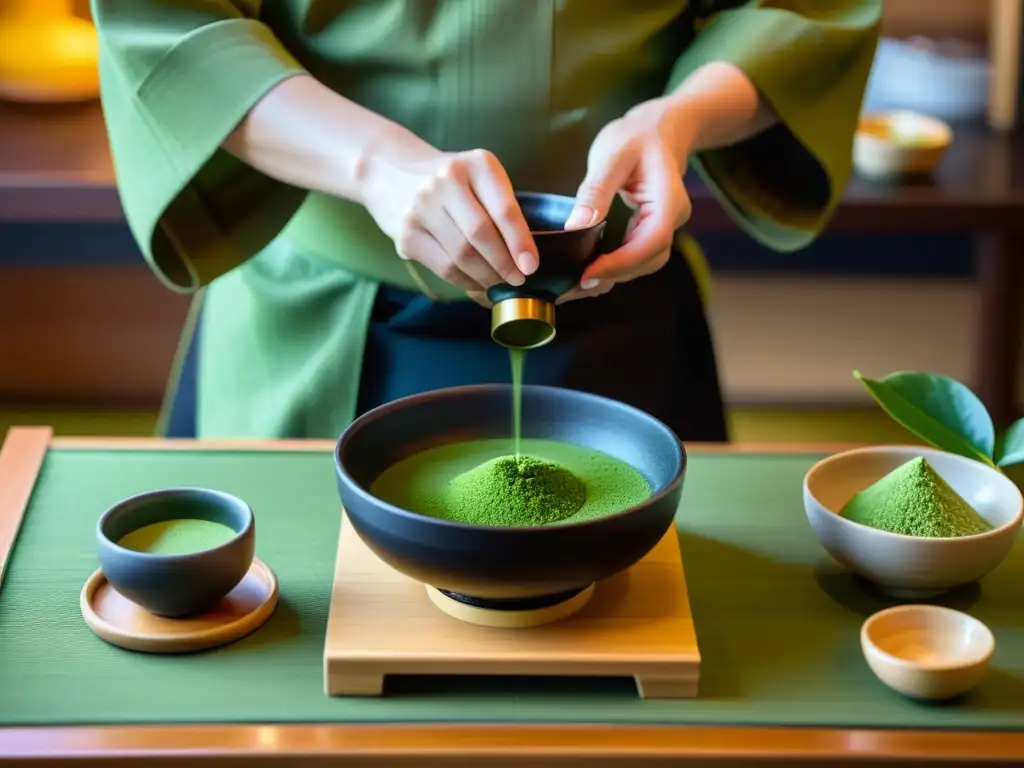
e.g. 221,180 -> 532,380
861,605 -> 994,700
853,111 -> 952,179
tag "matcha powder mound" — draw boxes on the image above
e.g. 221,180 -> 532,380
444,455 -> 587,526
840,456 -> 993,538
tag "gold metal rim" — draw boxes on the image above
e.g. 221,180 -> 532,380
490,298 -> 556,349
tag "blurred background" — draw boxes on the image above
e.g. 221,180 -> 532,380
0,0 -> 1021,443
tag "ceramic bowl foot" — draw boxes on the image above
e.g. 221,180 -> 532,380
425,584 -> 594,628
871,582 -> 953,600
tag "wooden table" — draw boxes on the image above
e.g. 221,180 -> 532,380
1,428 -> 1023,766
1,101 -> 1022,423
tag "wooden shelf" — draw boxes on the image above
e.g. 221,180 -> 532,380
4,101 -> 1024,231
0,101 -> 121,222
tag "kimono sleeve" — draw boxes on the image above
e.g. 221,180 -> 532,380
667,1 -> 882,251
92,1 -> 309,292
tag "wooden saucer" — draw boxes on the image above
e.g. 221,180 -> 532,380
81,558 -> 279,653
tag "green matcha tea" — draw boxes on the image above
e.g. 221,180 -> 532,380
840,456 -> 992,538
371,437 -> 652,527
509,347 -> 525,457
117,519 -> 237,554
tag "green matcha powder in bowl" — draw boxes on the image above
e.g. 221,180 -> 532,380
804,445 -> 1024,598
841,456 -> 992,538
370,437 -> 653,528
446,455 -> 587,526
335,383 -> 687,609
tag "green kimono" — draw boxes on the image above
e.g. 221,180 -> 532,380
91,0 -> 881,439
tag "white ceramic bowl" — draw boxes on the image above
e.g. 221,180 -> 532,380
804,445 -> 1023,597
861,604 -> 994,700
853,111 -> 952,179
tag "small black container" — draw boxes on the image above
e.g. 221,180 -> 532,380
487,192 -> 607,349
334,384 -> 686,604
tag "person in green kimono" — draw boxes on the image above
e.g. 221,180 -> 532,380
91,0 -> 881,441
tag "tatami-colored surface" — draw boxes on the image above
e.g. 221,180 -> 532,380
0,409 -> 157,438
725,408 -> 915,444
0,407 -> 915,444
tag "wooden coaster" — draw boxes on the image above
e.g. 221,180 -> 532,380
324,514 -> 701,698
81,558 -> 279,654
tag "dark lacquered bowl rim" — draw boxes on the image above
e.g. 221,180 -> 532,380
334,383 -> 687,534
515,191 -> 606,236
96,487 -> 254,563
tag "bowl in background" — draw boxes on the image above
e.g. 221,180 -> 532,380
804,445 -> 1023,598
853,110 -> 952,179
96,488 -> 256,617
861,604 -> 995,700
334,384 -> 685,606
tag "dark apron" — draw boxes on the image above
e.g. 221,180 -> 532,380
166,248 -> 728,443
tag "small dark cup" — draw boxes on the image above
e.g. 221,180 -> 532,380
95,488 -> 255,618
487,191 -> 607,349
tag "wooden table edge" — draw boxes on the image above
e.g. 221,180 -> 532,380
2,723 -> 1023,764
0,427 -> 51,592
8,428 -> 1018,764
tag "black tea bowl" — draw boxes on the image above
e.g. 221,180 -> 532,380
487,191 -> 607,349
335,384 -> 686,605
96,488 -> 255,618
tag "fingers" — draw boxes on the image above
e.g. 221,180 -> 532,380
556,279 -> 615,305
580,152 -> 689,284
401,149 -> 538,295
397,227 -> 479,292
565,147 -> 636,230
584,220 -> 675,283
466,150 -> 539,276
440,155 -> 528,287
426,197 -> 506,289
465,290 -> 492,308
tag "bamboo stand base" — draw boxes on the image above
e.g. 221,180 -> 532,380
324,513 -> 701,698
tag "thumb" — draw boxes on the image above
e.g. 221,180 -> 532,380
565,153 -> 633,230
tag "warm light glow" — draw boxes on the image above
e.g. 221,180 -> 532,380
255,727 -> 280,748
0,0 -> 100,103
6,0 -> 75,19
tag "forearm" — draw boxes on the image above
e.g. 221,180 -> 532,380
659,61 -> 777,155
221,74 -> 430,205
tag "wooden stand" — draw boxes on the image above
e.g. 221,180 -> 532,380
324,514 -> 701,699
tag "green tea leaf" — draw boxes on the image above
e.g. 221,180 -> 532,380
997,418 -> 1024,467
854,370 -> 997,466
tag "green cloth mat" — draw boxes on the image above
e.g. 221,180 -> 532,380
1,449 -> 1022,728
